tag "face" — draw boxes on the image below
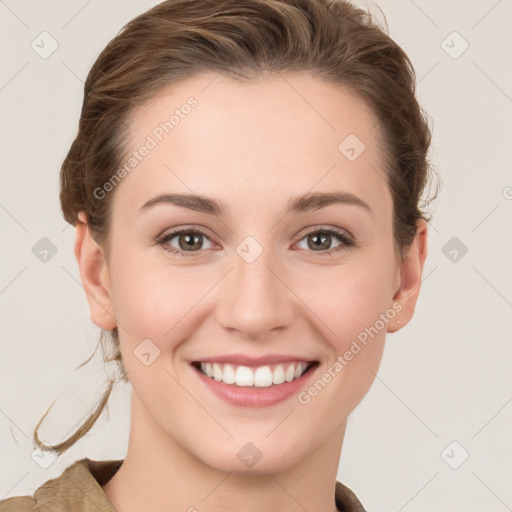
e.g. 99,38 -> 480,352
77,71 -> 427,474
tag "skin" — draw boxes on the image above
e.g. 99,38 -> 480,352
74,71 -> 427,512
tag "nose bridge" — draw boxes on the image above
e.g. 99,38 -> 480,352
216,237 -> 294,339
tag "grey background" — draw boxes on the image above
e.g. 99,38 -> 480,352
1,1 -> 511,510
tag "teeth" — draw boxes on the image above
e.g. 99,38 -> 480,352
223,364 -> 236,384
273,365 -> 285,384
235,366 -> 254,386
199,362 -> 310,387
285,364 -> 295,382
213,363 -> 223,381
254,366 -> 273,387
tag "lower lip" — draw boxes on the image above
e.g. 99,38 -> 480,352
192,364 -> 318,408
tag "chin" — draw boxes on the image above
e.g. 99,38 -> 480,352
191,438 -> 305,476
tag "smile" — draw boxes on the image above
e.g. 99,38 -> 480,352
192,361 -> 316,387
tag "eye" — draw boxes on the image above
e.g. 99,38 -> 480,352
156,228 -> 215,257
156,226 -> 355,258
295,227 -> 355,256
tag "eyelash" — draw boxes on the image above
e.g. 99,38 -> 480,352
155,226 -> 355,258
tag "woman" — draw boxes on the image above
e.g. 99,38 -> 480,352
0,0 -> 437,510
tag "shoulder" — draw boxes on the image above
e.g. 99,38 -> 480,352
335,480 -> 368,512
0,496 -> 36,512
0,458 -> 123,512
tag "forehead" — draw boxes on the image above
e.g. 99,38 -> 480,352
112,71 -> 392,223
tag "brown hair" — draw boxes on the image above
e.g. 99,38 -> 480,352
34,0 -> 439,456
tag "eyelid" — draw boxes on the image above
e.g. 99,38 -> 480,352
155,226 -> 217,250
155,224 -> 356,257
294,224 -> 354,243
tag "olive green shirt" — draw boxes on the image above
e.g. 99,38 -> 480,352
0,458 -> 367,511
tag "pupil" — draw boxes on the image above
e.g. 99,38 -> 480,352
181,233 -> 201,250
310,233 -> 329,250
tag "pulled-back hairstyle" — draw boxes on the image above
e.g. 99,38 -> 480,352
34,0 -> 439,456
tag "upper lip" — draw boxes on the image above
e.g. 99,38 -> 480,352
191,354 -> 318,367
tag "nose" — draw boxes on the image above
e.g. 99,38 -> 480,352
216,245 -> 295,341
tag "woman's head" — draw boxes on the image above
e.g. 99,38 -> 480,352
35,0 -> 438,464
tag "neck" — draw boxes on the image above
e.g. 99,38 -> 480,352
102,390 -> 347,512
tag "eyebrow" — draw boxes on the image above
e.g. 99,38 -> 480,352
138,191 -> 372,217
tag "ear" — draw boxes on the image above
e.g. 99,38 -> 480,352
74,212 -> 117,331
387,219 -> 428,333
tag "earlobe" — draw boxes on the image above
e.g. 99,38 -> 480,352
74,212 -> 117,331
387,219 -> 428,333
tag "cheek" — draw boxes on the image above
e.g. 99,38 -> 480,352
311,254 -> 396,409
108,250 -> 210,347
298,259 -> 395,350
295,266 -> 393,418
